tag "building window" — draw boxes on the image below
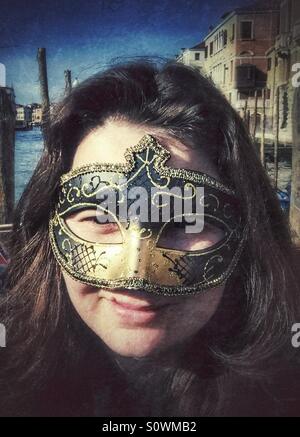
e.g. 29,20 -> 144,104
195,53 -> 200,61
223,64 -> 228,84
236,64 -> 256,89
232,23 -> 235,41
230,60 -> 234,82
267,58 -> 272,71
205,46 -> 208,58
223,29 -> 228,46
210,41 -> 213,56
240,21 -> 253,40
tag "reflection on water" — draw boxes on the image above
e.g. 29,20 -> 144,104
15,127 -> 43,202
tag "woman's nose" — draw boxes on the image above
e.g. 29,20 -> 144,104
125,227 -> 154,279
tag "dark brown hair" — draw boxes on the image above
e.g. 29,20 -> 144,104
1,60 -> 300,417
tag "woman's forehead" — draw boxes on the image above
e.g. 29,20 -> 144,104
71,119 -> 220,180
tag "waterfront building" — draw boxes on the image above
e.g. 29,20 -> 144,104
269,0 -> 300,241
175,0 -> 300,240
31,104 -> 42,125
266,0 -> 300,146
203,0 -> 280,136
176,42 -> 206,71
16,104 -> 32,129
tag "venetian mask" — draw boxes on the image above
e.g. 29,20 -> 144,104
49,134 -> 245,296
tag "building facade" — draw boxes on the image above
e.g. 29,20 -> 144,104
16,104 -> 32,127
31,104 -> 42,125
176,0 -> 300,240
203,0 -> 280,138
176,42 -> 206,71
266,0 -> 300,145
271,0 -> 300,240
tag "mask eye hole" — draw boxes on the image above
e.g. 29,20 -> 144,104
156,216 -> 226,252
64,208 -> 123,244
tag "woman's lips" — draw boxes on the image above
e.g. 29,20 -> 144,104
112,297 -> 167,311
107,297 -> 173,325
99,288 -> 179,325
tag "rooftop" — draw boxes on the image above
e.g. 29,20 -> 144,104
191,41 -> 206,50
205,0 -> 280,40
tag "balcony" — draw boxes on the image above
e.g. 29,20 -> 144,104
235,98 -> 271,109
234,64 -> 267,90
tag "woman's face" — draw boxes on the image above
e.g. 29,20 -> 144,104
62,119 -> 226,358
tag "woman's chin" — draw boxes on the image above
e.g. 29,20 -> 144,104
97,327 -> 168,358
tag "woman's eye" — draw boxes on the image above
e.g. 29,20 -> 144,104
157,220 -> 225,251
80,216 -> 119,232
64,210 -> 123,243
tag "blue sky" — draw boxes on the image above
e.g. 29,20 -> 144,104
0,0 -> 247,104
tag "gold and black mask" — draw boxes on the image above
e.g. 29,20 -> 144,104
49,134 -> 246,296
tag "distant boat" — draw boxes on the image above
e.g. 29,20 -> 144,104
277,188 -> 290,213
15,121 -> 33,131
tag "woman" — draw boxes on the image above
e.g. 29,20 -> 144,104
0,60 -> 300,417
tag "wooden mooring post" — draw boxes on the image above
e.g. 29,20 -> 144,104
64,70 -> 72,96
37,48 -> 50,147
253,89 -> 258,139
243,97 -> 248,126
0,87 -> 15,224
274,87 -> 280,189
260,88 -> 266,167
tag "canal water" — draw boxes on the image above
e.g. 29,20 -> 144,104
15,127 -> 44,202
14,128 -> 292,202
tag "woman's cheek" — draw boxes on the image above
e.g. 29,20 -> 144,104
170,285 -> 225,333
